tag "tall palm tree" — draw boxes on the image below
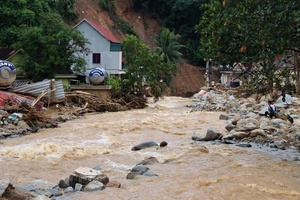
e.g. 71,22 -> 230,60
155,28 -> 184,63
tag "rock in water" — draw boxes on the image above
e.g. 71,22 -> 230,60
287,114 -> 294,124
159,141 -> 168,147
131,141 -> 159,151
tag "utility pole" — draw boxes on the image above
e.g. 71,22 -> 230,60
206,60 -> 210,87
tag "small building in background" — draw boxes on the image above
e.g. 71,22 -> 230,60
219,63 -> 245,87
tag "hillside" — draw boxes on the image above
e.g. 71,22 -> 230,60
74,0 -> 207,96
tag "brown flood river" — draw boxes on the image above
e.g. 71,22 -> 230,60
0,96 -> 299,200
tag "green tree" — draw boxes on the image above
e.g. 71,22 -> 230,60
49,0 -> 78,22
122,35 -> 175,99
0,0 -> 79,46
196,0 -> 300,92
13,13 -> 88,82
0,0 -> 53,46
106,77 -> 122,97
154,28 -> 184,63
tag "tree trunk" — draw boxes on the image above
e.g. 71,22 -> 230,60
295,54 -> 300,94
296,66 -> 300,94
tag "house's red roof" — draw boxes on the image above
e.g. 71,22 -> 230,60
79,19 -> 120,43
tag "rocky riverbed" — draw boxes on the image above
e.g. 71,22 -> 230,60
190,87 -> 300,159
0,88 -> 299,199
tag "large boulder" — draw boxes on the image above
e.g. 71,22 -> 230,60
236,118 -> 260,131
192,128 -> 223,141
249,129 -> 267,137
222,132 -> 250,140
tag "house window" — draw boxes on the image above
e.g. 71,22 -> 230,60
93,53 -> 101,64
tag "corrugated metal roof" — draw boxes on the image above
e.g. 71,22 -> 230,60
10,80 -> 65,101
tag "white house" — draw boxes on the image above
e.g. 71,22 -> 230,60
74,19 -> 125,80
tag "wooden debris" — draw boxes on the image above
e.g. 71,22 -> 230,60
65,92 -> 148,112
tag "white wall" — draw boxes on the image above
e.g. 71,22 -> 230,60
76,21 -> 122,76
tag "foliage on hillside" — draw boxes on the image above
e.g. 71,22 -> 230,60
131,0 -> 209,66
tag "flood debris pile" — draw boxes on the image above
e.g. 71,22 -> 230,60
65,91 -> 148,112
190,88 -> 300,160
0,84 -> 148,139
0,107 -> 58,140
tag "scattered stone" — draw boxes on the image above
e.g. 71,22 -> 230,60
231,118 -> 239,125
131,141 -> 159,151
106,181 -> 121,188
222,132 -> 250,140
49,186 -> 64,197
32,195 -> 51,200
292,157 -> 300,161
131,165 -> 149,175
222,140 -> 236,144
162,159 -> 176,164
15,179 -> 55,197
195,145 -> 209,153
58,179 -> 69,188
159,141 -> 168,147
74,167 -> 101,179
0,179 -> 10,196
236,143 -> 252,148
236,118 -> 260,132
64,187 -> 74,193
192,128 -> 222,141
219,114 -> 229,120
295,133 -> 300,140
92,166 -> 102,171
269,144 -> 278,148
75,183 -> 83,191
225,124 -> 236,132
69,167 -> 109,188
126,172 -> 140,180
143,172 -> 159,177
249,129 -> 266,137
83,181 -> 105,191
137,157 -> 160,165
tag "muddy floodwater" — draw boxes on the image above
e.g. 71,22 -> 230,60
0,96 -> 299,200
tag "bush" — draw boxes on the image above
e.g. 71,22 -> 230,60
106,77 -> 121,96
99,0 -> 116,14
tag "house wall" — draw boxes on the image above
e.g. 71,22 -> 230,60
76,21 -> 122,77
220,72 -> 242,87
70,85 -> 112,100
55,77 -> 75,89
